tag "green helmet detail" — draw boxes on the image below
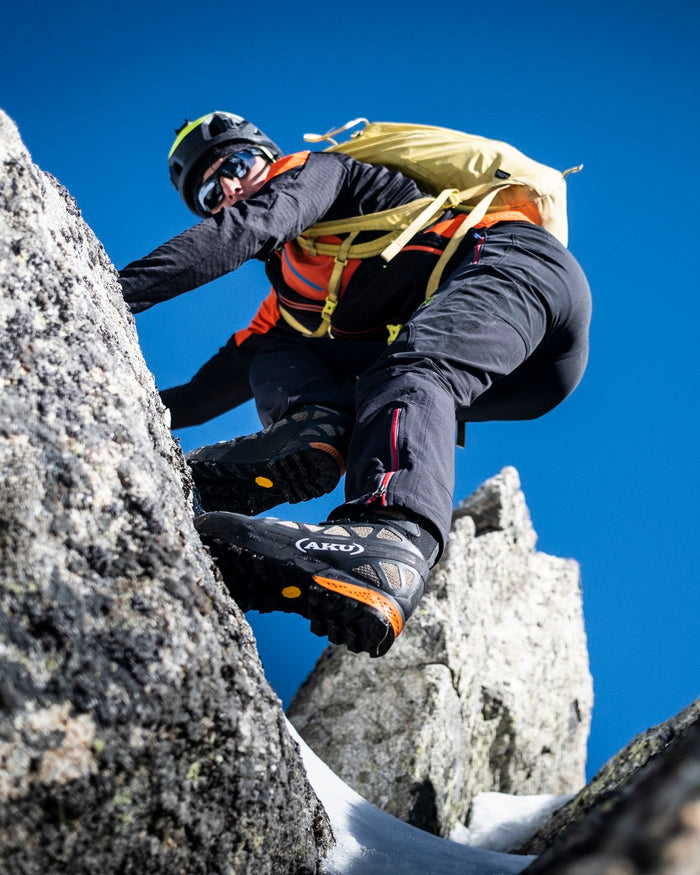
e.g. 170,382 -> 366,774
168,111 -> 283,216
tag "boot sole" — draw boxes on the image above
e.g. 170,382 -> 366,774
204,537 -> 403,657
189,444 -> 342,515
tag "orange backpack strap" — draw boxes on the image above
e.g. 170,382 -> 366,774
266,151 -> 311,182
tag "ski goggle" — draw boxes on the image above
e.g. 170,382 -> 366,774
197,149 -> 262,212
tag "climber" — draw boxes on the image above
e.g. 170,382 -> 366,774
119,111 -> 591,658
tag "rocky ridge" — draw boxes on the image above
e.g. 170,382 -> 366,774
2,106 -> 699,874
289,467 -> 593,838
0,108 -> 330,874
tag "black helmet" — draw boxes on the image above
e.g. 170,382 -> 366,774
168,111 -> 283,216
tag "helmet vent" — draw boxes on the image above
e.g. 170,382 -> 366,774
207,115 -> 233,137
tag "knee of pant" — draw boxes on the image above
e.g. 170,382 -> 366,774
355,357 -> 452,406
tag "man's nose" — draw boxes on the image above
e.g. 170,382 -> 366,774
221,175 -> 243,197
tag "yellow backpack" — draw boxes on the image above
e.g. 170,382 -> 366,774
283,119 -> 581,339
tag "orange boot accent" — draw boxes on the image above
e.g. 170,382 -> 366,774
312,574 -> 404,638
308,442 -> 346,475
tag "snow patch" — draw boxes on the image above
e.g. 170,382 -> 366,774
451,791 -> 574,853
286,720 -> 537,874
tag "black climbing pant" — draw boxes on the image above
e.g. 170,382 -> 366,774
250,221 -> 592,554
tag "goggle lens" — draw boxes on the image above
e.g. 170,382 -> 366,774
197,149 -> 261,212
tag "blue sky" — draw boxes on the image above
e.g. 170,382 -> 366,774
3,0 -> 698,781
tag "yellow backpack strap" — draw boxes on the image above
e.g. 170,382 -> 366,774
425,183 -> 512,298
297,196 -> 437,261
278,231 -> 360,338
380,189 -> 462,263
325,230 -> 359,312
277,303 -> 320,337
386,323 -> 402,344
303,118 -> 369,146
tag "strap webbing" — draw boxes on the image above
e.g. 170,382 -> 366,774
278,303 -> 320,337
284,181 -> 515,337
279,231 -> 360,338
425,184 -> 512,298
380,189 -> 461,262
296,196 -> 439,260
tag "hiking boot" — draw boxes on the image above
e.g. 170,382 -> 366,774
186,405 -> 351,515
194,513 -> 430,657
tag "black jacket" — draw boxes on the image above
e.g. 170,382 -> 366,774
120,152 -> 422,314
119,152 -> 463,426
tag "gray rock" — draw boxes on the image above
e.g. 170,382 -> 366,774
0,109 -> 331,874
519,695 -> 700,859
288,466 -> 593,838
523,705 -> 700,874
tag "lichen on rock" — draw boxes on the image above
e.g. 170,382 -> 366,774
0,109 -> 331,875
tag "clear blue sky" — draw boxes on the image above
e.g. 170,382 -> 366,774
3,0 -> 698,781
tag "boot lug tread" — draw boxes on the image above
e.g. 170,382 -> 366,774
190,449 -> 341,514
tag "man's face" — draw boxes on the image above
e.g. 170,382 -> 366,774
200,152 -> 270,214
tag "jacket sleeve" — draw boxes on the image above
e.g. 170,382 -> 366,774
118,154 -> 351,313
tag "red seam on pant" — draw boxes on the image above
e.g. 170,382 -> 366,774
390,407 -> 401,471
473,232 -> 485,263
